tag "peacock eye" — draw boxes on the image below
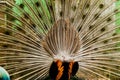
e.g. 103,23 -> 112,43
4,30 -> 11,35
99,4 -> 104,9
89,25 -> 94,30
35,2 -> 40,7
19,4 -> 24,9
100,27 -> 106,32
59,11 -> 63,17
82,14 -> 86,19
107,17 -> 112,22
2,44 -> 9,48
85,4 -> 90,8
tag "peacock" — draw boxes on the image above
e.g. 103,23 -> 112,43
0,0 -> 120,80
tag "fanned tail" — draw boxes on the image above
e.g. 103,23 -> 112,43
0,0 -> 120,80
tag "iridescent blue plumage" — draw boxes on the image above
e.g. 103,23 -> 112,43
0,67 -> 10,80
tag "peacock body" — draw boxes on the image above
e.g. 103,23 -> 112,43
0,0 -> 120,80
